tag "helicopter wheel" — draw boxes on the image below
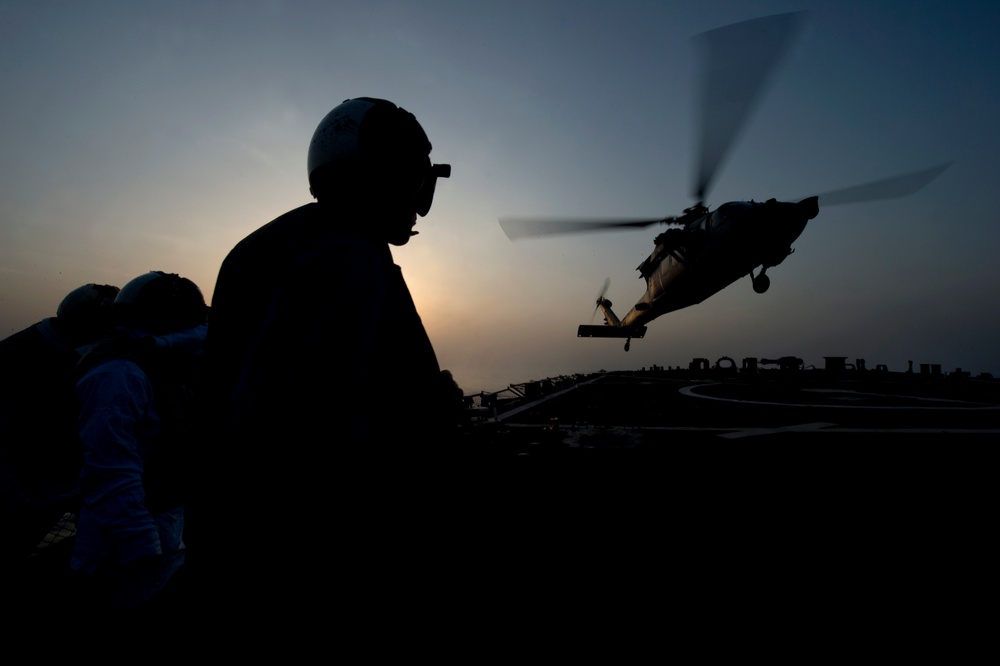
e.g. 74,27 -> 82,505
753,274 -> 770,294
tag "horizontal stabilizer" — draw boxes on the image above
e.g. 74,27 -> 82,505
577,324 -> 647,339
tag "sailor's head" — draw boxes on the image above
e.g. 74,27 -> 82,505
55,283 -> 120,341
306,97 -> 451,245
114,271 -> 208,335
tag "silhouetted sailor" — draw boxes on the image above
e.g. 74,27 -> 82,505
72,271 -> 208,610
0,283 -> 119,565
202,97 -> 461,614
208,98 -> 458,449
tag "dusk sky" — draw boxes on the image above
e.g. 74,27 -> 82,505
2,0 -> 999,393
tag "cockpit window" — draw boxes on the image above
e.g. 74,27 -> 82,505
711,202 -> 751,229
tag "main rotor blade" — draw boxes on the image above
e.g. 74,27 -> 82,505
692,12 -> 806,202
806,162 -> 952,207
499,217 -> 666,240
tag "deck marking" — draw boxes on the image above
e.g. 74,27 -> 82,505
719,422 -> 837,439
802,388 -> 976,405
492,376 -> 600,422
496,422 -> 1000,437
679,383 -> 1000,410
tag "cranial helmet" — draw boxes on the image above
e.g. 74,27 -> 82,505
57,283 -> 120,321
307,97 -> 450,216
114,271 -> 208,334
54,283 -> 121,341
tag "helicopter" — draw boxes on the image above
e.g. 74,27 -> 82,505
499,12 -> 950,352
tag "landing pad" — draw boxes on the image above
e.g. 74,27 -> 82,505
463,370 -> 1000,451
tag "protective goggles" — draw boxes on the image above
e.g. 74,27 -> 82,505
415,162 -> 451,217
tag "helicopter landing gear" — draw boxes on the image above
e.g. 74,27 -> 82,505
624,337 -> 631,352
751,269 -> 770,294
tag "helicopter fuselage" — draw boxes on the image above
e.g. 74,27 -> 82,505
582,197 -> 818,338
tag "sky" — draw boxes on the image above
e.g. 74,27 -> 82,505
2,0 -> 999,393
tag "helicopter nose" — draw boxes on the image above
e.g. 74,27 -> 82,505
762,199 -> 812,247
797,196 -> 819,220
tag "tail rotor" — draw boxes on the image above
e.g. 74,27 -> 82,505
592,278 -> 611,321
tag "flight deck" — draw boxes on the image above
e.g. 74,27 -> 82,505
461,368 -> 1000,452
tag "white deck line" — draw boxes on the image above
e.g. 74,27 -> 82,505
492,376 -> 601,422
679,383 -> 1000,410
